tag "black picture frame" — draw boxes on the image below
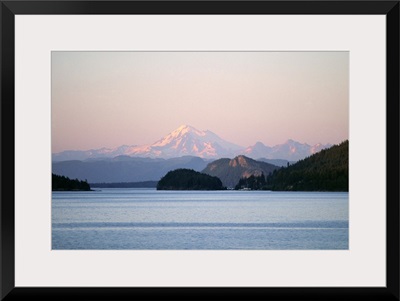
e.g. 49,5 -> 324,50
1,1 -> 399,300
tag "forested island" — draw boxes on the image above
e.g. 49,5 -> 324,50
265,140 -> 348,191
52,173 -> 92,191
157,169 -> 226,190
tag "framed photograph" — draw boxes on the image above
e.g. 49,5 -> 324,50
2,1 -> 399,300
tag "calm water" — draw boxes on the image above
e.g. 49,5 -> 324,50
52,189 -> 348,250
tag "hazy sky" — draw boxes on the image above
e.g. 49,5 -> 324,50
52,51 -> 348,152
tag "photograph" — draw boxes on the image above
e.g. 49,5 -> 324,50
3,0 -> 398,299
51,51 -> 349,250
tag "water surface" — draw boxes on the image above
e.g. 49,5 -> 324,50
52,189 -> 348,250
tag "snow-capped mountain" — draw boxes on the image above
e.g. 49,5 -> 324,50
52,125 -> 333,162
121,125 -> 244,159
242,141 -> 272,159
243,139 -> 332,161
53,125 -> 244,161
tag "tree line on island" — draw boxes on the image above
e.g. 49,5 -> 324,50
157,169 -> 225,190
52,173 -> 92,191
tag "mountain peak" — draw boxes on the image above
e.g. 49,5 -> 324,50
229,155 -> 252,168
176,124 -> 196,131
170,124 -> 205,137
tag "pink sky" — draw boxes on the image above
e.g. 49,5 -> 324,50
52,51 -> 348,152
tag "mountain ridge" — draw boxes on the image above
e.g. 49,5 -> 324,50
53,124 -> 333,162
202,155 -> 280,188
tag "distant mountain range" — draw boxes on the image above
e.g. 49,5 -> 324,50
53,125 -> 332,162
202,155 -> 279,188
52,156 -> 209,183
243,139 -> 331,162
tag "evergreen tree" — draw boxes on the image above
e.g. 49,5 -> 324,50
234,173 -> 266,190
